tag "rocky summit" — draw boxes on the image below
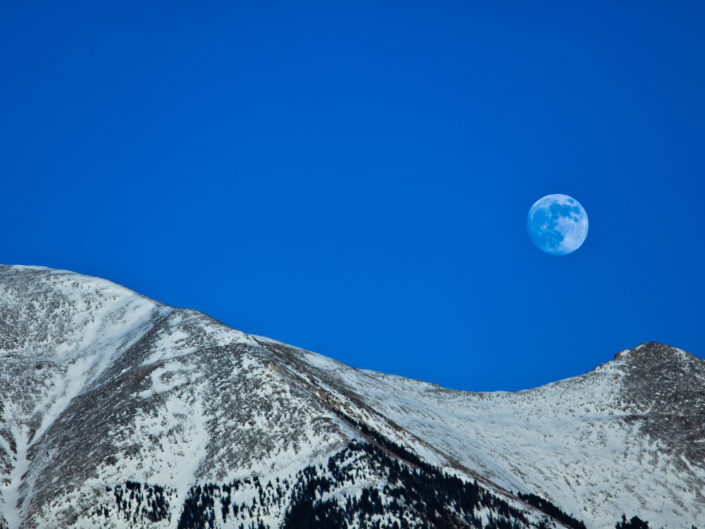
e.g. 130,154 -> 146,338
0,265 -> 703,529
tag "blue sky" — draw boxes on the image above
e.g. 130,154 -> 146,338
2,1 -> 704,391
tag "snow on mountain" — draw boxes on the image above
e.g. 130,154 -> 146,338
0,265 -> 702,528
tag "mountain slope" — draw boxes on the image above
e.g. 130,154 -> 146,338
0,265 -> 702,528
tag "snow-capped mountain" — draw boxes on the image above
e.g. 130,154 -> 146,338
0,265 -> 703,529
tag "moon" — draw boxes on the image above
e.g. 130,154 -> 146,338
527,194 -> 588,255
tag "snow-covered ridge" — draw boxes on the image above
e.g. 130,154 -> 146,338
0,265 -> 703,529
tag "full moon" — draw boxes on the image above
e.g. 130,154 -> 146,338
527,194 -> 588,255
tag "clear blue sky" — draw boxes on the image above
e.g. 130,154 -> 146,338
2,1 -> 704,391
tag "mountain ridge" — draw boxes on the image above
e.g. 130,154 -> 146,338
0,265 -> 703,528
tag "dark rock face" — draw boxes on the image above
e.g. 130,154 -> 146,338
618,342 -> 705,471
0,266 -> 703,528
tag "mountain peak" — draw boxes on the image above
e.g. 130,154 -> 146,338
616,340 -> 690,360
611,341 -> 703,378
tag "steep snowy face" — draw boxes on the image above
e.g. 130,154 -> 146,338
0,267 -> 169,529
0,267 -> 359,529
0,265 -> 703,529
